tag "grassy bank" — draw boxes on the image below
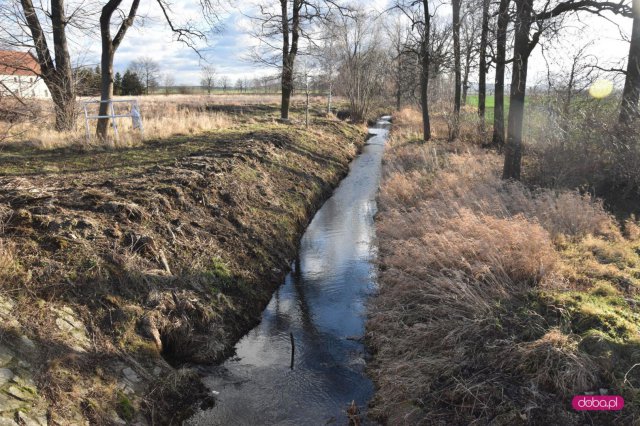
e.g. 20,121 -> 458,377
367,109 -> 640,425
0,111 -> 364,424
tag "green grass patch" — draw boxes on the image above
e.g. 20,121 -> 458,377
464,95 -> 510,123
207,257 -> 233,287
541,289 -> 639,342
116,391 -> 135,422
465,94 -> 499,109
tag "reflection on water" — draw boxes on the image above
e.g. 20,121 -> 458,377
187,118 -> 391,425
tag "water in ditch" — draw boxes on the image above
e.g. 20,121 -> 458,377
187,117 -> 391,425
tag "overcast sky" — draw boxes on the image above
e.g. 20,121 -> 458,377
73,0 -> 634,87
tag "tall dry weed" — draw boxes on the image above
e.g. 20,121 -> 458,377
0,94 -> 297,149
0,240 -> 21,285
368,111 -> 621,424
378,149 -> 616,240
507,329 -> 600,396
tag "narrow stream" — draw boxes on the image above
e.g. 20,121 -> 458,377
187,117 -> 391,425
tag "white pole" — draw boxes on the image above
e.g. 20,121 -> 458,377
109,101 -> 119,143
83,103 -> 90,143
136,100 -> 144,139
305,71 -> 309,128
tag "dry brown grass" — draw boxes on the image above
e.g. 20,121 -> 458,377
508,329 -> 600,396
0,94 -> 330,149
368,108 -> 638,425
0,239 -> 20,285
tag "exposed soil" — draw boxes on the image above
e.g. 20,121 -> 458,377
0,116 -> 364,424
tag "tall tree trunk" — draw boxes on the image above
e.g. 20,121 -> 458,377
49,86 -> 76,131
451,0 -> 462,140
420,0 -> 431,141
492,0 -> 510,148
478,0 -> 490,128
395,54 -> 402,111
280,0 -> 300,121
462,58 -> 471,105
560,60 -> 576,137
619,0 -> 640,128
281,56 -> 293,120
20,0 -> 76,131
96,0 -> 140,140
96,42 -> 114,139
502,0 -> 533,180
50,0 -> 76,131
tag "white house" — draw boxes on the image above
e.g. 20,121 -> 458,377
0,50 -> 51,99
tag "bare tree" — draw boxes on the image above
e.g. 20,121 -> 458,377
395,0 -> 433,141
96,0 -> 222,140
461,1 -> 481,104
545,40 -> 597,134
130,56 -> 161,95
491,0 -> 511,148
0,0 -> 95,131
200,64 -> 216,94
502,0 -> 633,180
385,18 -> 411,111
96,0 -> 140,140
0,81 -> 39,142
317,22 -> 339,113
451,0 -> 462,140
258,75 -> 269,93
249,0 -> 347,121
477,0 -> 490,128
161,73 -> 175,95
251,1 -> 301,120
333,10 -> 387,122
219,75 -> 229,92
619,0 -> 640,127
297,60 -> 314,126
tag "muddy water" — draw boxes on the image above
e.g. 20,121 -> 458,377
187,117 -> 391,425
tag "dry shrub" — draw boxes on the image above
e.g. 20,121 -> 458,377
523,96 -> 640,203
457,110 -> 488,144
368,113 -> 620,423
370,205 -> 559,422
378,209 -> 557,288
420,150 -> 618,240
623,215 -> 640,241
387,108 -> 423,144
0,240 -> 21,285
506,329 -> 600,396
393,108 -> 422,130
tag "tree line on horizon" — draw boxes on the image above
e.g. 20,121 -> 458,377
0,0 -> 638,181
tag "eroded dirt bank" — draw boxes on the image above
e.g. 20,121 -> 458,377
0,117 -> 364,424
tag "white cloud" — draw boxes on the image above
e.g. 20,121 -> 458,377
67,0 -> 633,86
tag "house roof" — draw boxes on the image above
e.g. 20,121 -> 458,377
0,50 -> 41,76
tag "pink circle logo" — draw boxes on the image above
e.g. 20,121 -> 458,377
572,395 -> 624,411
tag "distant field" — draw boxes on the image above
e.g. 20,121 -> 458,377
465,94 -> 508,122
150,87 -> 327,97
